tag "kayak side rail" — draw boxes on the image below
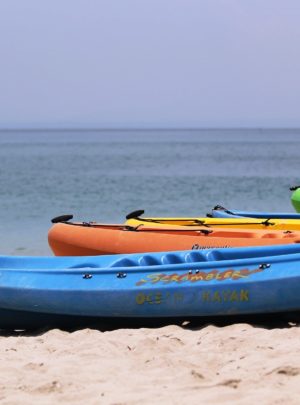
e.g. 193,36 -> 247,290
1,251 -> 300,275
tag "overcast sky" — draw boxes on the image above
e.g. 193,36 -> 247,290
0,0 -> 299,128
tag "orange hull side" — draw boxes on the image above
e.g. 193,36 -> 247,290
48,223 -> 300,256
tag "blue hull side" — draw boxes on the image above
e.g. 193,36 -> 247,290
0,245 -> 300,327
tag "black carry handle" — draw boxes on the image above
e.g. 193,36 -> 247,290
213,205 -> 226,211
290,186 -> 300,191
126,210 -> 145,220
212,204 -> 235,216
51,214 -> 73,224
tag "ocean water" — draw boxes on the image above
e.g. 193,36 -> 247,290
0,128 -> 300,255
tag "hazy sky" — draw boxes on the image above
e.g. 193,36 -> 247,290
0,0 -> 300,128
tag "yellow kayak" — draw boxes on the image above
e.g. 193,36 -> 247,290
125,210 -> 300,231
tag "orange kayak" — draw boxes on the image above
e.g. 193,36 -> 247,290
48,221 -> 300,256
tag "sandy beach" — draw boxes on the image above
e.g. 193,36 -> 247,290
0,317 -> 300,404
1,0 -> 300,401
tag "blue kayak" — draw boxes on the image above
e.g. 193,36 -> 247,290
210,205 -> 300,219
1,244 -> 300,328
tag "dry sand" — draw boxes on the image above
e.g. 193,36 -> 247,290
0,318 -> 300,405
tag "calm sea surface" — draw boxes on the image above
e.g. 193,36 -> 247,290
0,129 -> 299,255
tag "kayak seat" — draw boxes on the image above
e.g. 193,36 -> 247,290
184,251 -> 208,263
161,254 -> 184,265
69,263 -> 102,269
109,258 -> 139,268
205,250 -> 225,261
138,255 -> 161,266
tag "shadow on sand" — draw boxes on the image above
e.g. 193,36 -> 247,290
0,309 -> 300,337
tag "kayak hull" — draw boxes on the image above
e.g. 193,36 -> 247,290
291,188 -> 300,212
2,244 -> 300,328
48,222 -> 300,256
210,207 -> 300,219
126,217 -> 300,230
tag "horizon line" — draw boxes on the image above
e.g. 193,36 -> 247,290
1,127 -> 300,132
